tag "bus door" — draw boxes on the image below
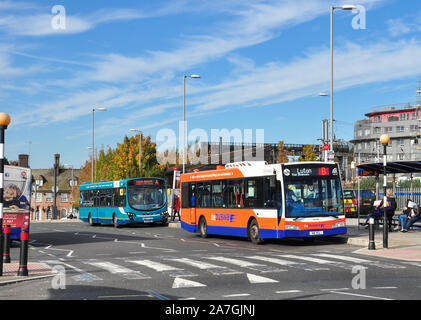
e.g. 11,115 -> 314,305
190,183 -> 196,224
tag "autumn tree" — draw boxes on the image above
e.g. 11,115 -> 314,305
276,141 -> 291,163
299,145 -> 318,162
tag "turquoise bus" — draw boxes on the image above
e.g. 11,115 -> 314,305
79,177 -> 169,227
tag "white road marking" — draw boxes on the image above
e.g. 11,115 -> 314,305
314,253 -> 406,269
84,260 -> 150,279
247,255 -> 329,271
42,260 -> 102,282
172,278 -> 206,289
166,257 -> 241,275
223,293 -> 250,297
246,273 -> 278,284
205,256 -> 286,273
129,259 -> 182,272
275,290 -> 302,294
332,291 -> 393,300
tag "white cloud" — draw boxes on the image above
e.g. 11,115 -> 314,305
0,8 -> 145,36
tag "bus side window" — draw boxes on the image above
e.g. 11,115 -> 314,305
227,179 -> 244,208
212,181 -> 225,208
245,178 -> 263,208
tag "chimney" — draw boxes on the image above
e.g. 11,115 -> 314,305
18,154 -> 29,168
54,153 -> 60,176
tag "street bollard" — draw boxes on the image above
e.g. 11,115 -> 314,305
17,229 -> 29,276
3,225 -> 11,263
368,217 -> 376,250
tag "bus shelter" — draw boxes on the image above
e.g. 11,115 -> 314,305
356,161 -> 421,228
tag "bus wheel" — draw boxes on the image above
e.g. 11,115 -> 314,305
199,217 -> 208,238
113,214 -> 120,228
248,219 -> 263,244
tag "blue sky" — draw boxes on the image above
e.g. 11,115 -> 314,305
2,0 -> 421,169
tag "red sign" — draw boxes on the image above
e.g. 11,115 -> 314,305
2,211 -> 30,230
323,144 -> 329,151
173,166 -> 178,171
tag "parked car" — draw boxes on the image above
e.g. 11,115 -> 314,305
343,189 -> 376,217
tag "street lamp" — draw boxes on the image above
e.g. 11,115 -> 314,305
130,128 -> 142,176
92,107 -> 107,182
330,5 -> 357,155
64,164 -> 75,217
380,133 -> 390,249
183,74 -> 201,173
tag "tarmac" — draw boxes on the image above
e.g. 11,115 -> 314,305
0,218 -> 420,286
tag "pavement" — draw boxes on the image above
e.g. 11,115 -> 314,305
0,217 -> 420,286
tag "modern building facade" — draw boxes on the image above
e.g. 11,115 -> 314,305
351,103 -> 421,163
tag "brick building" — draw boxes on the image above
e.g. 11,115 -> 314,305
31,154 -> 80,220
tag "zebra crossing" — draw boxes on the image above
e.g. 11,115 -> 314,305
41,251 -> 410,289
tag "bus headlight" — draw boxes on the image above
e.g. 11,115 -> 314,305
161,210 -> 168,215
332,221 -> 345,228
285,224 -> 300,230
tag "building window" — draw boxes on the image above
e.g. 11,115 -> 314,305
357,130 -> 362,136
397,153 -> 405,160
384,127 -> 392,133
36,193 -> 42,203
364,129 -> 370,136
388,115 -> 399,122
400,113 -> 409,121
373,116 -> 381,123
61,193 -> 68,202
410,124 -> 419,131
412,112 -> 419,120
396,139 -> 405,146
396,126 -> 405,132
365,142 -> 370,149
46,193 -> 53,203
374,127 -> 381,134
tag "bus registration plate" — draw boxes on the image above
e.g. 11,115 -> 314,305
309,231 -> 323,236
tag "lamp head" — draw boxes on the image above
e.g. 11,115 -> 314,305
342,4 -> 357,10
380,134 -> 390,145
0,112 -> 11,127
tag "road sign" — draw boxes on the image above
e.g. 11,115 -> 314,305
328,151 -> 335,161
323,144 -> 329,151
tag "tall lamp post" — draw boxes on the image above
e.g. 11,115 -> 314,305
64,164 -> 75,217
130,129 -> 142,176
380,134 -> 390,249
92,107 -> 107,183
183,74 -> 200,173
330,5 -> 357,155
0,112 -> 10,276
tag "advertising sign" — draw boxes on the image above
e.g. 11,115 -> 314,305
3,165 -> 32,239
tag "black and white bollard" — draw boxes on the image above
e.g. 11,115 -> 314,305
368,217 -> 376,250
3,225 -> 11,263
17,229 -> 29,276
0,112 -> 11,276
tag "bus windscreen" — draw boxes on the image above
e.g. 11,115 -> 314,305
127,179 -> 166,211
283,164 -> 343,218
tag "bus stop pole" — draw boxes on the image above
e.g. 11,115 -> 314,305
0,113 -> 11,276
380,134 -> 390,249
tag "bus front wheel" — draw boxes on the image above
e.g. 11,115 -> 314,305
199,217 -> 208,238
248,219 -> 264,244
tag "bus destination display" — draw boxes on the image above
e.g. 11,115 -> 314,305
283,165 -> 338,177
